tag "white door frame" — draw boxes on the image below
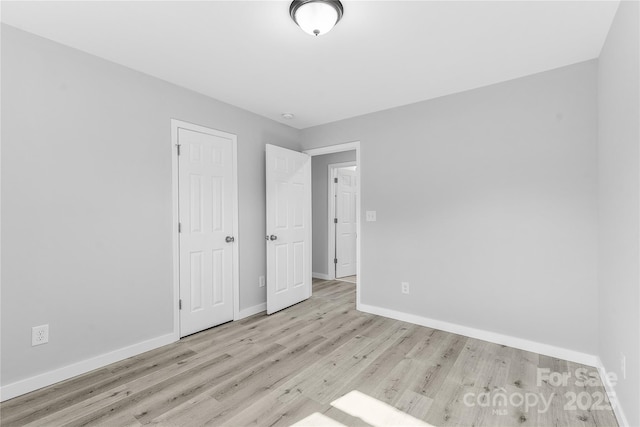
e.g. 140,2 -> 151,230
304,141 -> 361,309
327,161 -> 357,280
171,119 -> 240,340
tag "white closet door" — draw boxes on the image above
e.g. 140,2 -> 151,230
178,127 -> 235,336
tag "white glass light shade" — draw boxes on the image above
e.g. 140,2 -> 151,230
292,1 -> 342,36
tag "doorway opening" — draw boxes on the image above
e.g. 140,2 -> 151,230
305,142 -> 361,309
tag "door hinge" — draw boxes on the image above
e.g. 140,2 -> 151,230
176,144 -> 181,156
178,222 -> 182,233
334,177 -> 338,183
334,218 -> 338,224
179,299 -> 182,310
334,258 -> 338,264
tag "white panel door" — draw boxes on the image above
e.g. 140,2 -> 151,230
335,168 -> 357,278
265,144 -> 311,315
179,127 -> 235,336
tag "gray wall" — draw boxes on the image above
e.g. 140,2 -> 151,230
4,17 -> 636,418
1,25 -> 300,385
311,151 -> 357,275
301,60 -> 599,355
597,2 -> 640,425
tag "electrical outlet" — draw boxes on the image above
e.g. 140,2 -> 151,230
621,353 -> 626,379
259,276 -> 265,288
32,324 -> 49,346
401,282 -> 410,294
366,211 -> 377,222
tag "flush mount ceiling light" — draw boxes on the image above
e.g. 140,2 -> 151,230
290,0 -> 344,37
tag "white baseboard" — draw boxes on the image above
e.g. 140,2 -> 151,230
358,303 -> 599,367
0,332 -> 176,402
596,357 -> 630,427
2,303 -> 268,402
237,302 -> 266,320
312,272 -> 332,280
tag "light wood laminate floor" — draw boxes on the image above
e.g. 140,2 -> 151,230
1,279 -> 618,427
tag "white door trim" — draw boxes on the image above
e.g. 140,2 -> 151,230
171,119 -> 240,341
327,161 -> 357,280
304,141 -> 361,310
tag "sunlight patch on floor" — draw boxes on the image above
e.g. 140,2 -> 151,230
332,391 -> 433,426
291,412 -> 347,426
291,390 -> 434,427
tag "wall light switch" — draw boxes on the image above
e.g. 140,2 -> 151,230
366,211 -> 377,222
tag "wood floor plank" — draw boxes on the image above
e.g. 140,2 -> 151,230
223,395 -> 322,427
2,346 -> 199,426
336,324 -> 424,398
310,313 -> 384,356
22,386 -> 132,427
505,346 -> 540,392
422,339 -> 485,426
395,389 -> 434,420
208,334 -> 327,404
273,334 -> 377,405
63,341 -> 282,426
1,280 -> 618,427
371,358 -> 430,405
118,342 -> 287,425
408,332 -> 469,399
0,367 -> 113,416
61,353 -> 234,427
147,392 -> 222,426
279,322 -> 412,405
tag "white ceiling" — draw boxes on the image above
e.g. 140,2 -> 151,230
1,1 -> 620,129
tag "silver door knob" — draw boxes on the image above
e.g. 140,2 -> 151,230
269,235 -> 277,241
225,236 -> 235,243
